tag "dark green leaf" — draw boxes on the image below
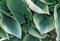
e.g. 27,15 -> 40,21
23,34 -> 40,41
0,0 -> 10,14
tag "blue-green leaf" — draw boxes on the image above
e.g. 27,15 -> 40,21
1,14 -> 22,39
54,3 -> 60,41
33,13 -> 55,34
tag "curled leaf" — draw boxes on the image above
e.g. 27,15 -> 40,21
54,3 -> 60,41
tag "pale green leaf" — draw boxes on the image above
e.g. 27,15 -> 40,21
25,0 -> 49,14
33,13 -> 55,34
54,3 -> 60,41
1,14 -> 22,39
39,0 -> 56,5
34,0 -> 49,14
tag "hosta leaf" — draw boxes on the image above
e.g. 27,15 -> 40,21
39,0 -> 56,5
0,27 -> 9,39
57,0 -> 60,2
22,23 -> 30,34
54,3 -> 60,41
34,0 -> 49,14
23,34 -> 40,41
33,13 -> 55,34
25,0 -> 49,14
0,0 -> 10,14
6,0 -> 32,24
3,37 -> 22,41
28,25 -> 49,39
1,14 -> 22,39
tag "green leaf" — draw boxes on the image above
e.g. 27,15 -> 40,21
33,13 -> 55,34
34,0 -> 49,14
28,25 -> 49,39
23,34 -> 40,41
57,0 -> 60,2
25,0 -> 49,14
6,0 -> 32,24
22,23 -> 30,34
39,0 -> 56,5
3,37 -> 22,41
0,27 -> 9,39
54,3 -> 60,41
1,14 -> 22,39
0,0 -> 10,14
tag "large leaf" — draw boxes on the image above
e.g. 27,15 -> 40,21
33,13 -> 55,34
34,0 -> 49,14
0,27 -> 9,39
25,0 -> 49,14
1,14 -> 22,39
28,24 -> 49,39
0,0 -> 10,14
23,34 -> 40,41
39,0 -> 56,5
54,3 -> 60,41
6,0 -> 32,24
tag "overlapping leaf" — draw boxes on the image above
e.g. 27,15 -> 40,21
0,0 -> 10,14
54,3 -> 60,41
33,13 -> 55,34
1,14 -> 22,39
28,25 -> 49,39
23,34 -> 40,41
6,0 -> 32,24
25,0 -> 49,14
0,27 -> 9,39
39,0 -> 56,5
34,0 -> 49,14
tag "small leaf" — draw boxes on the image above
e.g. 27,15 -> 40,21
39,0 -> 56,5
0,0 -> 10,14
23,34 -> 40,41
22,23 -> 30,34
33,13 -> 55,34
25,0 -> 49,14
28,25 -> 49,39
3,37 -> 22,41
57,0 -> 60,2
1,14 -> 22,39
54,3 -> 60,41
0,27 -> 9,39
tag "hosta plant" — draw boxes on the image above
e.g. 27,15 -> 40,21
0,0 -> 60,41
